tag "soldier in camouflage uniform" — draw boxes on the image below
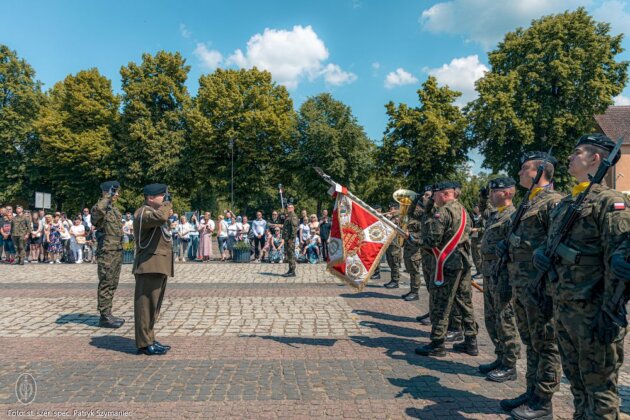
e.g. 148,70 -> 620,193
533,134 -> 630,420
11,205 -> 32,265
282,203 -> 299,277
91,181 -> 125,329
499,152 -> 563,418
383,203 -> 402,290
470,204 -> 484,277
478,177 -> 520,383
401,198 -> 423,300
416,185 -> 436,326
415,181 -> 477,357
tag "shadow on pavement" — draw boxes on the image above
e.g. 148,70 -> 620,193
340,291 -> 402,300
353,309 -> 418,323
89,335 -> 138,354
396,375 -> 502,418
359,320 -> 427,338
257,336 -> 338,348
55,313 -> 100,326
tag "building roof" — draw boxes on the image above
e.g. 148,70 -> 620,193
594,106 -> 630,142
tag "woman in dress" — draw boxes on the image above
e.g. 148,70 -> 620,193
198,212 -> 215,262
270,227 -> 284,263
46,214 -> 64,264
29,212 -> 43,263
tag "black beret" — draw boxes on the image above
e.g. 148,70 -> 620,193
422,185 -> 433,193
576,133 -> 621,164
519,151 -> 558,167
488,177 -> 516,190
373,204 -> 382,211
143,183 -> 167,196
433,181 -> 459,192
100,180 -> 120,192
389,202 -> 399,209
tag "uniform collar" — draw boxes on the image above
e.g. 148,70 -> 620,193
572,181 -> 591,197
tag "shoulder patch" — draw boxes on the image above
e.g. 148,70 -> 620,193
613,202 -> 626,211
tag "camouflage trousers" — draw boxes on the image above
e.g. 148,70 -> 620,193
513,285 -> 561,398
285,245 -> 296,272
556,299 -> 625,419
471,237 -> 483,274
483,273 -> 520,367
386,245 -> 401,283
422,251 -> 464,329
12,236 -> 27,259
430,264 -> 478,343
403,248 -> 420,292
97,250 -> 122,315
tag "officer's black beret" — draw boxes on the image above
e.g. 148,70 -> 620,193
388,202 -> 399,209
488,177 -> 516,190
143,183 -> 168,196
576,133 -> 621,164
422,185 -> 433,193
519,151 -> 558,167
433,181 -> 458,192
100,180 -> 120,192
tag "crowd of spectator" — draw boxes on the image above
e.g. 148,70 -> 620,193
0,205 -> 333,265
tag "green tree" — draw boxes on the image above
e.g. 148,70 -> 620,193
117,51 -> 191,195
188,68 -> 297,214
297,93 -> 374,214
377,76 -> 469,198
467,8 -> 628,185
34,68 -> 119,211
0,45 -> 43,204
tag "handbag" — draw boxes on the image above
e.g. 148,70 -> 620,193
76,236 -> 86,245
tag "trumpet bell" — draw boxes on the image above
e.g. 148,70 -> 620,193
393,189 -> 418,208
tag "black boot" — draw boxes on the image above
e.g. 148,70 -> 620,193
414,341 -> 446,357
403,292 -> 419,301
99,314 -> 124,329
383,280 -> 399,289
511,393 -> 553,420
478,358 -> 501,374
416,312 -> 432,325
452,336 -> 478,356
282,270 -> 296,277
500,386 -> 534,412
109,314 -> 126,327
486,364 -> 517,382
445,330 -> 464,342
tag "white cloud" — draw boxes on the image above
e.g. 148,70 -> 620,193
194,43 -> 223,70
424,55 -> 488,105
226,25 -> 355,88
372,62 -> 380,71
384,68 -> 419,89
179,23 -> 191,39
321,64 -> 357,86
419,0 -> 587,49
615,94 -> 630,105
592,0 -> 630,36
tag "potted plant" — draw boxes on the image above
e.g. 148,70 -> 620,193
122,241 -> 134,264
232,240 -> 251,263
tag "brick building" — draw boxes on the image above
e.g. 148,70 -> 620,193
594,105 -> 630,192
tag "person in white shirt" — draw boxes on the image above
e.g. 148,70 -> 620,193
176,215 -> 193,262
298,216 -> 310,253
198,212 -> 215,262
251,211 -> 267,261
69,217 -> 86,263
216,215 -> 229,261
302,229 -> 321,263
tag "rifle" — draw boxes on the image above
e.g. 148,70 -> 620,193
492,147 -> 553,281
531,136 -> 624,298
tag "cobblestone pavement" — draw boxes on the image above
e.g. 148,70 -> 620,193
1,262 -> 629,419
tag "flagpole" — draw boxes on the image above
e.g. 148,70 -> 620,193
314,167 -> 407,237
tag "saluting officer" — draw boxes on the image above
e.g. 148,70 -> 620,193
133,184 -> 174,356
282,203 -> 299,277
91,181 -> 125,329
534,134 -> 630,419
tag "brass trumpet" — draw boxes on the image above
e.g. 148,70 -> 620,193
393,189 -> 418,245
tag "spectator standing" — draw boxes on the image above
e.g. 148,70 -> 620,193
187,214 -> 199,261
29,212 -> 43,263
59,213 -> 72,262
241,216 -> 250,243
260,228 -> 273,262
227,217 -> 239,257
268,210 -> 284,232
82,208 -> 92,229
46,214 -> 64,264
2,208 -> 15,263
298,216 -> 310,252
122,212 -> 134,243
69,217 -> 86,263
319,212 -> 332,262
251,211 -> 267,261
198,212 -> 214,262
170,215 -> 180,261
217,215 -> 229,261
11,205 -> 31,265
176,215 -> 192,262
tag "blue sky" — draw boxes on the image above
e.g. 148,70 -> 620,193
2,0 -> 630,174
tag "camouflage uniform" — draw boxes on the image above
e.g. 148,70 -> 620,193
425,199 -> 477,342
470,211 -> 484,274
92,196 -> 123,316
282,212 -> 299,273
545,184 -> 630,419
386,214 -> 402,284
11,213 -> 32,262
480,205 -> 520,368
404,216 -> 421,293
507,188 -> 563,399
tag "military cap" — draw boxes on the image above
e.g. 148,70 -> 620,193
100,180 -> 120,192
373,204 -> 382,211
422,185 -> 433,193
143,183 -> 168,196
433,181 -> 459,192
488,177 -> 516,190
519,151 -> 558,167
576,133 -> 621,164
388,202 -> 399,209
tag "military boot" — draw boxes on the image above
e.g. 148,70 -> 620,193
383,280 -> 399,289
500,386 -> 534,412
403,292 -> 419,301
478,358 -> 501,374
416,312 -> 432,326
414,341 -> 446,357
445,329 -> 464,342
452,336 -> 478,356
511,393 -> 552,420
18,257 -> 24,265
109,314 -> 126,327
486,364 -> 517,382
282,271 -> 296,277
99,314 -> 124,329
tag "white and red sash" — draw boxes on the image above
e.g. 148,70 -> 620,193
431,207 -> 467,286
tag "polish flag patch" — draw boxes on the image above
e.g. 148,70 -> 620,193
613,202 -> 626,211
